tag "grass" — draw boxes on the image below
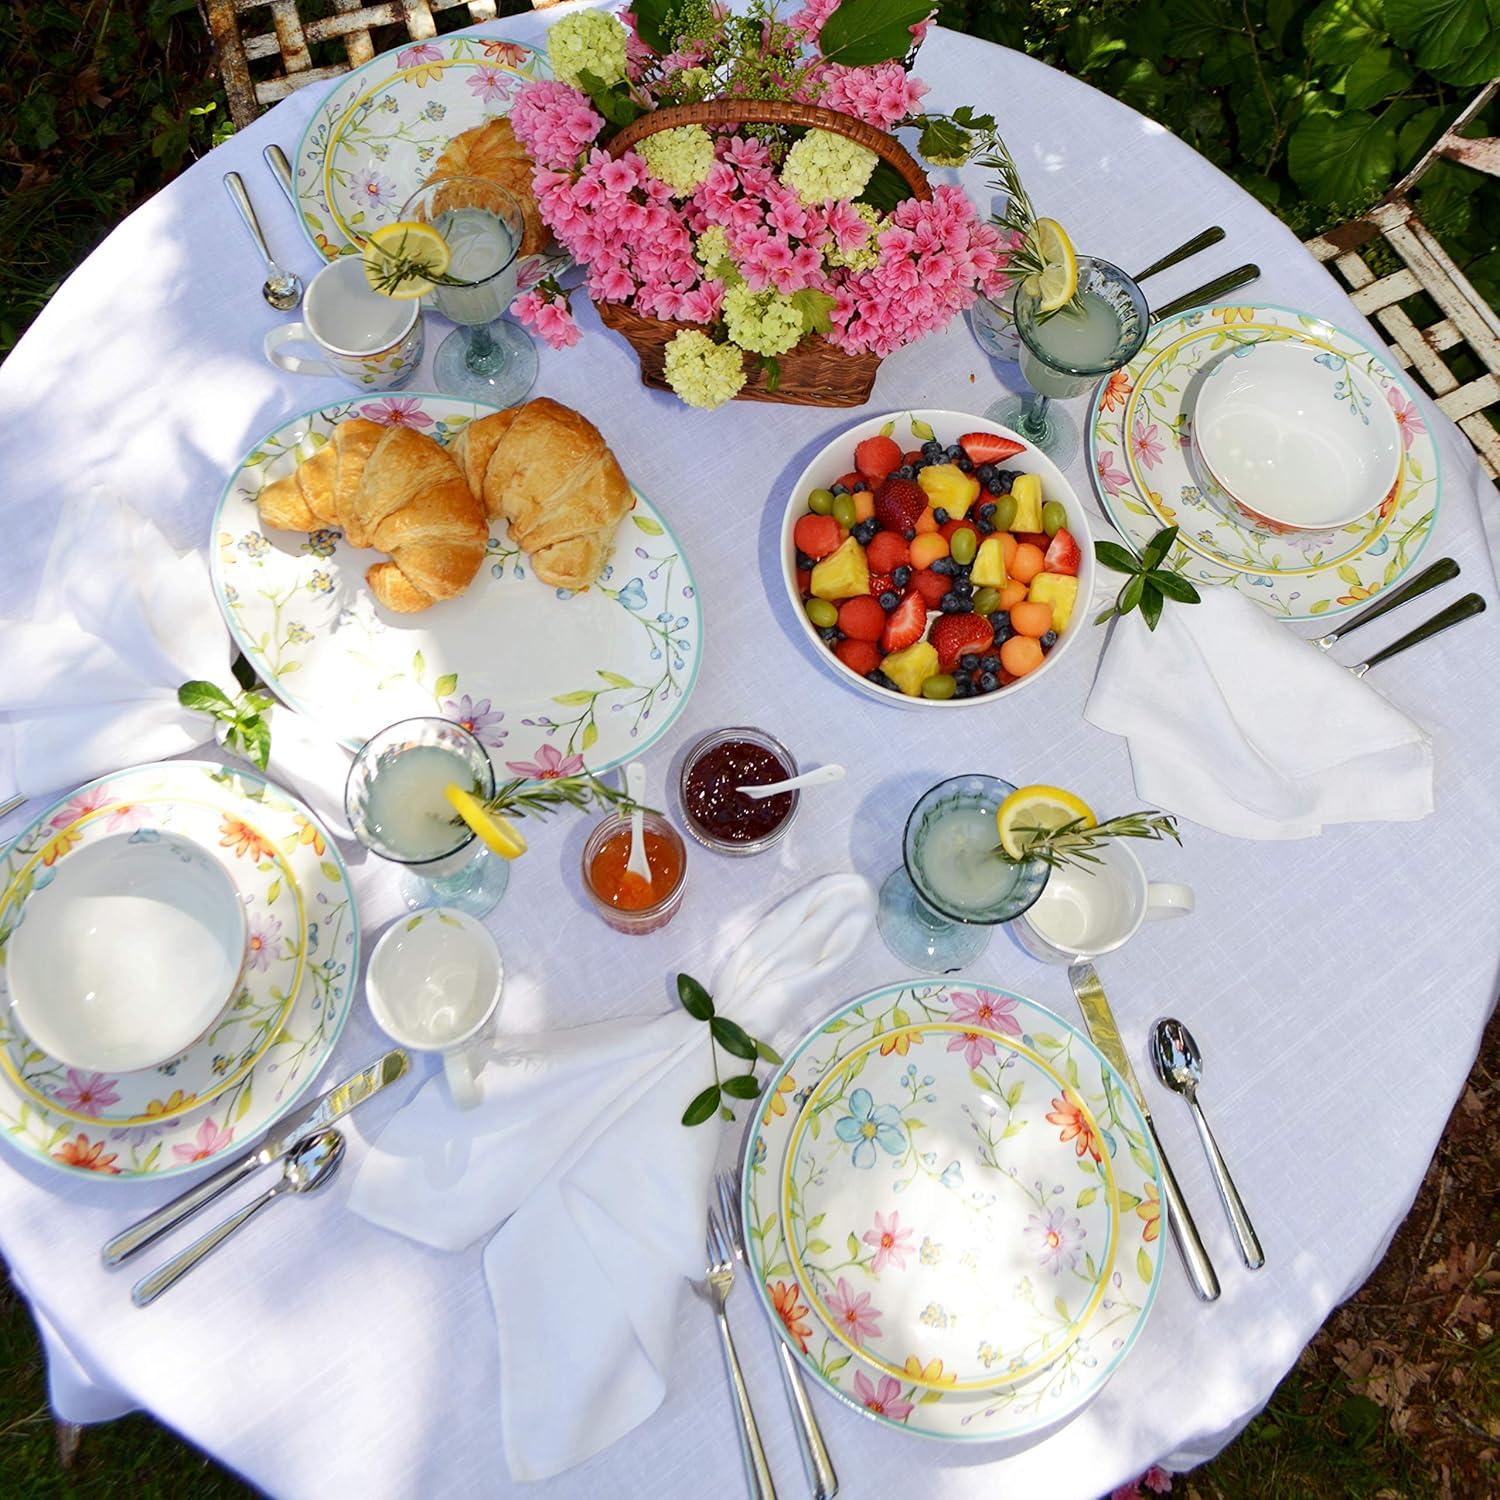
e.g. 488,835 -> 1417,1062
1,3 -> 1497,1495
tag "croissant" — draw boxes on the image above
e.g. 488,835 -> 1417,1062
451,398 -> 634,590
427,119 -> 547,258
255,419 -> 384,540
354,426 -> 489,613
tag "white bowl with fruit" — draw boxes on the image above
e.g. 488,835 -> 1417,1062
781,411 -> 1094,706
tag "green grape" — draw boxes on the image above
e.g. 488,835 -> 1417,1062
949,527 -> 977,566
832,494 -> 858,529
807,488 -> 835,515
1042,501 -> 1068,537
972,586 -> 1002,616
921,673 -> 957,700
993,495 -> 1018,531
805,598 -> 839,628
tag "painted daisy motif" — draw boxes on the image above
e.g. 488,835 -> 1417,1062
1025,1205 -> 1084,1274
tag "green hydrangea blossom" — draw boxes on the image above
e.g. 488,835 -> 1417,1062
663,330 -> 747,409
823,203 -> 887,272
722,284 -> 805,357
548,10 -> 629,89
781,130 -> 878,205
639,125 -> 717,196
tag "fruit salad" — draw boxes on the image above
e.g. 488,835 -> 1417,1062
793,429 -> 1082,700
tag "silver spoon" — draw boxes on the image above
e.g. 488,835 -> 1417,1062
223,171 -> 302,312
1149,1020 -> 1264,1270
737,763 -> 845,800
131,1130 -> 344,1306
1350,593 -> 1485,676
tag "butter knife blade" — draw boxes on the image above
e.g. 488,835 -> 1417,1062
1067,964 -> 1220,1302
103,1050 -> 409,1268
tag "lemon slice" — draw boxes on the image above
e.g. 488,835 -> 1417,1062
444,784 -> 528,859
1022,217 -> 1078,313
363,221 -> 450,299
996,784 -> 1095,861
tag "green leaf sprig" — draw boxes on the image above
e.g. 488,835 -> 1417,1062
1000,810 -> 1182,872
476,774 -> 649,823
178,680 -> 274,770
1094,525 -> 1202,630
677,973 -> 783,1127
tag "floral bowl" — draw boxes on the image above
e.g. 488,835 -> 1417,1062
780,410 -> 1095,709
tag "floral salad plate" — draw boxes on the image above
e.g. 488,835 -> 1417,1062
1088,304 -> 1439,619
0,763 -> 356,1181
743,981 -> 1166,1444
783,1022 -> 1118,1393
293,30 -> 566,292
212,393 -> 702,765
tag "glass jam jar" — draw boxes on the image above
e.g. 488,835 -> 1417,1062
678,727 -> 799,857
581,810 -> 688,934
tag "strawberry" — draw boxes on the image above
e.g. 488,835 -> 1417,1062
959,432 -> 1025,465
867,571 -> 896,598
928,614 -> 995,673
854,435 -> 902,483
794,513 -> 841,559
1014,531 -> 1050,551
838,595 -> 886,642
835,637 -> 882,676
907,568 -> 950,607
1043,527 -> 1081,576
880,592 -> 926,652
902,449 -> 923,465
796,568 -> 811,596
864,530 -> 910,574
873,476 -> 928,536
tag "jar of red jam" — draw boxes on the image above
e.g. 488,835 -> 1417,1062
581,811 -> 687,934
678,727 -> 799,856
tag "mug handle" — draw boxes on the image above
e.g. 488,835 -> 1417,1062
442,1047 -> 483,1110
1144,883 -> 1195,921
264,323 -> 332,376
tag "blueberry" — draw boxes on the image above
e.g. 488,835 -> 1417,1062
975,517 -> 993,535
951,580 -> 973,598
956,456 -> 974,473
978,671 -> 999,692
945,443 -> 963,461
959,653 -> 980,671
892,565 -> 912,588
984,477 -> 1005,495
977,502 -> 997,522
795,550 -> 815,571
941,592 -> 972,613
992,614 -> 1015,642
933,507 -> 949,525
980,654 -> 1001,673
854,519 -> 879,544
976,463 -> 996,484
878,590 -> 900,610
953,677 -> 973,698
996,469 -> 1017,488
818,626 -> 841,644
1040,630 -> 1059,649
831,483 -> 848,496
931,557 -> 956,576
903,527 -> 917,541
896,464 -> 916,480
869,670 -> 898,691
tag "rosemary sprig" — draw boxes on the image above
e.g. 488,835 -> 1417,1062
361,241 -> 464,297
474,774 -> 651,823
1000,810 -> 1182,871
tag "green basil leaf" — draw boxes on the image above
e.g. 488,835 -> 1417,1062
178,680 -> 234,715
681,1082 -> 720,1127
677,973 -> 714,1020
756,1038 -> 784,1066
236,714 -> 272,771
710,1015 -> 759,1062
1288,109 -> 1399,208
1119,574 -> 1146,616
722,1073 -> 762,1100
1139,525 -> 1178,572
1147,569 -> 1201,602
818,0 -> 933,66
1140,581 -> 1165,631
1095,540 -> 1142,575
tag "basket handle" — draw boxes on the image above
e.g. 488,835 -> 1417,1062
604,99 -> 932,202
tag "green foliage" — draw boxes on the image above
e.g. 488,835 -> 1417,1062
178,679 -> 273,770
675,972 -> 770,1125
819,0 -> 935,65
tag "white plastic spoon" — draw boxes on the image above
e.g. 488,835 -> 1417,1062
737,763 -> 846,800
624,761 -> 651,886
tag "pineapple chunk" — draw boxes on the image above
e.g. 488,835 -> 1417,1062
880,641 -> 940,696
1009,472 -> 1043,533
810,536 -> 870,601
970,535 -> 1008,588
917,463 -> 981,518
1027,572 -> 1079,632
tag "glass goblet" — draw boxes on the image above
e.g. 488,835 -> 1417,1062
986,256 -> 1149,468
877,774 -> 1049,974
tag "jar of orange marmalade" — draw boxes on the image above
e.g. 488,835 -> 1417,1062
581,810 -> 687,934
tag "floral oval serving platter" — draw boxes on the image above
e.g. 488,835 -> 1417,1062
212,394 -> 702,764
783,1022 -> 1118,1393
743,981 -> 1165,1443
0,763 -> 356,1181
0,790 -> 306,1127
293,31 -> 566,292
1087,304 -> 1439,619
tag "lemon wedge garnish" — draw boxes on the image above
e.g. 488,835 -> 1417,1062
1022,218 -> 1078,313
444,784 -> 528,859
997,784 -> 1095,861
363,221 -> 450,299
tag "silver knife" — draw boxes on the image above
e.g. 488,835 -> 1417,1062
101,1050 -> 409,1267
1067,964 -> 1220,1302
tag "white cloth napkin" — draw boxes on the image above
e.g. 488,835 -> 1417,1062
349,872 -> 876,1481
1086,584 -> 1434,839
0,495 -> 352,835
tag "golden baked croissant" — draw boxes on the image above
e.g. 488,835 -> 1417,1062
354,425 -> 489,613
427,119 -> 547,258
451,398 -> 634,590
255,419 -> 384,539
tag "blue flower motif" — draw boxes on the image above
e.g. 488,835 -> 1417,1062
833,1087 -> 905,1168
615,577 -> 648,611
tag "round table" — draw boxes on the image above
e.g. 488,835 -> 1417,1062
2,10 -> 1497,1498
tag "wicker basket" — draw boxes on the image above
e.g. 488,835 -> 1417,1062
597,100 -> 933,408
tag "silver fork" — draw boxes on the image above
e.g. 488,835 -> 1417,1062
698,1201 -> 778,1499
717,1171 -> 837,1498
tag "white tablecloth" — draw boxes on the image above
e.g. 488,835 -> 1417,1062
2,12 -> 1497,1499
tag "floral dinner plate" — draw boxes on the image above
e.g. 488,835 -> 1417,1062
1087,304 -> 1439,619
743,981 -> 1165,1443
783,1022 -> 1118,1393
0,789 -> 305,1126
0,763 -> 356,1181
211,393 -> 702,763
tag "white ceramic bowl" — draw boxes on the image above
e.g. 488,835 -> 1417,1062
7,831 -> 247,1075
1194,339 -> 1402,536
781,410 -> 1095,708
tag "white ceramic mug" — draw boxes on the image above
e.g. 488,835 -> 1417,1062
364,907 -> 503,1109
1012,843 -> 1193,964
263,255 -> 423,390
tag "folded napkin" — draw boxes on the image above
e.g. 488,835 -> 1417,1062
0,495 -> 352,836
350,872 -> 876,1481
1086,583 -> 1434,839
